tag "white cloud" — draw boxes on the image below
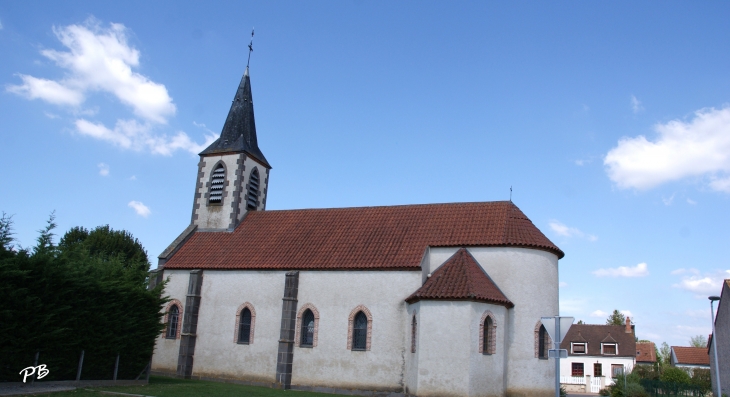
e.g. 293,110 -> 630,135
97,162 -> 109,176
559,281 -> 568,288
7,18 -> 175,123
687,198 -> 697,205
671,268 -> 700,276
0,20 -> 3,30
549,220 -> 597,241
128,200 -> 150,217
7,74 -> 84,106
631,95 -> 644,114
128,175 -> 137,181
44,112 -> 60,119
593,262 -> 649,278
621,310 -> 633,318
673,270 -> 730,296
590,310 -> 608,318
605,107 -> 730,192
662,193 -> 676,206
75,118 -> 216,156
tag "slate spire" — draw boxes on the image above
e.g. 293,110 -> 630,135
200,67 -> 270,167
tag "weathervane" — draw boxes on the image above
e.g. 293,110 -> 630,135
246,28 -> 254,69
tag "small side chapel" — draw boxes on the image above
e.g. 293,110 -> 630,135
150,62 -> 565,397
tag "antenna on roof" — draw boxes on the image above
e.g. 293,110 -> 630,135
246,28 -> 255,69
510,186 -> 512,202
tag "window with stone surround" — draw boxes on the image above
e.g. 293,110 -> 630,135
536,322 -> 552,359
295,303 -> 319,348
480,311 -> 497,355
301,309 -> 315,347
347,305 -> 372,351
208,164 -> 225,205
234,302 -> 256,345
572,362 -> 584,376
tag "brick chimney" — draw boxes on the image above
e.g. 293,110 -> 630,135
625,317 -> 631,333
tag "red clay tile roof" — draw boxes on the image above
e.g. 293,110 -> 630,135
405,248 -> 513,307
672,346 -> 710,366
636,342 -> 657,363
164,201 -> 563,270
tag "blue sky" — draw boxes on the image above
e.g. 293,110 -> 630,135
2,1 -> 730,348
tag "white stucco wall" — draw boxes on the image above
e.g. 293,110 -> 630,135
290,270 -> 421,391
427,247 -> 559,397
408,301 -> 508,397
560,356 -> 634,380
151,269 -> 193,373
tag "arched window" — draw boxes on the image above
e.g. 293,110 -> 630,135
301,309 -> 315,347
167,305 -> 180,339
538,325 -> 549,358
411,313 -> 417,353
483,316 -> 493,355
246,168 -> 260,210
238,308 -> 252,344
208,164 -> 225,204
352,311 -> 368,351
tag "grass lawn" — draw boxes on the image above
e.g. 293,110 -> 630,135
26,375 -> 350,397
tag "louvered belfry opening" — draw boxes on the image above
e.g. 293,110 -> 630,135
209,165 -> 225,204
246,168 -> 260,210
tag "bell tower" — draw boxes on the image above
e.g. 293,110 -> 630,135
190,65 -> 271,231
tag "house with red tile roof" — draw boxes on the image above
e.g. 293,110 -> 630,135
149,64 -> 565,397
636,342 -> 657,365
558,319 -> 637,393
671,346 -> 710,369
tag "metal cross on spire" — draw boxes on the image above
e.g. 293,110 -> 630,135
246,28 -> 255,69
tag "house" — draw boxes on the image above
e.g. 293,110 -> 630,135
710,279 -> 730,397
635,342 -> 657,366
558,319 -> 636,393
148,64 -> 565,397
671,346 -> 710,369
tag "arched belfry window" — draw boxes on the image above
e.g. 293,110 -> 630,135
301,309 -> 315,347
167,305 -> 180,339
208,164 -> 225,204
246,168 -> 260,210
238,308 -> 252,344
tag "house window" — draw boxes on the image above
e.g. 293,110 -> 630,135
594,363 -> 602,377
611,364 -> 624,377
411,314 -> 417,354
602,343 -> 617,355
538,325 -> 549,358
209,164 -> 225,204
166,305 -> 180,339
352,311 -> 368,350
237,308 -> 252,344
572,362 -> 584,376
246,168 -> 260,210
301,309 -> 315,347
572,343 -> 586,354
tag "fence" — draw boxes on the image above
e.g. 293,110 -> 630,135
560,376 -> 607,393
11,349 -> 151,384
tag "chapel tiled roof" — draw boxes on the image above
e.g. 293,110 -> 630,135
672,346 -> 710,366
405,248 -> 513,307
163,201 -> 563,270
559,324 -> 636,357
636,342 -> 657,363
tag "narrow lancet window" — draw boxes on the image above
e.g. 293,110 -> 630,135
483,316 -> 493,355
209,165 -> 225,204
352,311 -> 368,350
301,309 -> 315,347
167,305 -> 180,339
411,314 -> 417,353
246,168 -> 260,210
238,308 -> 252,344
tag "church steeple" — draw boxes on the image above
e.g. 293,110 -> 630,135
199,67 -> 270,167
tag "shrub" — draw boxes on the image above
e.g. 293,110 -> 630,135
660,367 -> 691,385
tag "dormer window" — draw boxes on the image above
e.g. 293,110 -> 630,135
246,168 -> 260,210
602,343 -> 617,355
209,165 -> 225,204
571,342 -> 586,354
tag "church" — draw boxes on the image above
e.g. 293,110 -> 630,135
149,62 -> 565,397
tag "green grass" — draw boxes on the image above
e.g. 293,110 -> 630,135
26,375 -> 349,397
